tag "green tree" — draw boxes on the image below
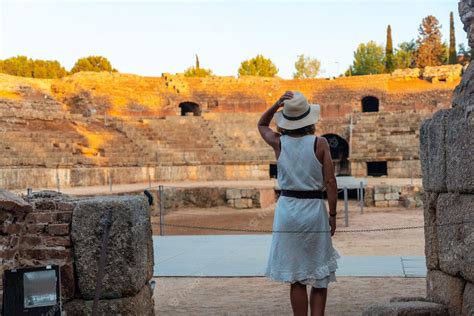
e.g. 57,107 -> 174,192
385,25 -> 395,72
415,15 -> 446,68
183,54 -> 213,77
293,54 -> 321,79
0,56 -> 67,78
348,41 -> 385,76
458,43 -> 472,62
448,11 -> 457,64
394,40 -> 417,69
238,54 -> 278,77
70,56 -> 115,74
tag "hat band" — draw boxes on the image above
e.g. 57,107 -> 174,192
282,107 -> 311,121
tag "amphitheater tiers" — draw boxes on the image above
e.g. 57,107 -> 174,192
0,65 -> 463,190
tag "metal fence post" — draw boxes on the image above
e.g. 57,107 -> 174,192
360,181 -> 364,214
343,187 -> 349,227
159,185 -> 164,236
109,175 -> 112,193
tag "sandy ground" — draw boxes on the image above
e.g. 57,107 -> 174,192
38,179 -> 425,314
153,276 -> 426,315
152,200 -> 425,256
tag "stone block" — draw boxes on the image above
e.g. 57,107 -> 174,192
445,106 -> 474,193
362,301 -> 448,316
226,188 -> 241,200
400,196 -> 416,208
257,189 -> 276,209
384,193 -> 392,200
452,61 -> 474,109
419,110 -> 449,192
374,185 -> 391,194
26,212 -> 53,224
55,211 -> 73,223
388,200 -> 400,207
391,185 -> 401,193
63,284 -> 154,316
60,261 -> 75,301
0,189 -> 32,221
48,223 -> 70,236
427,269 -> 465,315
364,186 -> 374,207
43,236 -> 71,247
375,201 -> 388,207
423,192 -> 439,270
227,199 -> 235,208
234,198 -> 250,209
436,193 -> 474,282
463,282 -> 474,316
374,193 -> 385,201
240,189 -> 253,198
19,248 -> 72,261
71,196 -> 153,299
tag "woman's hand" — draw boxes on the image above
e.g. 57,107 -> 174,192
276,91 -> 294,107
329,216 -> 336,236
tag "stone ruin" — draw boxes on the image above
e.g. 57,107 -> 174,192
0,189 -> 154,315
363,1 -> 474,314
0,59 -> 464,191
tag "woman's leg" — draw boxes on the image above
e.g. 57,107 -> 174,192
290,282 -> 308,316
309,287 -> 327,316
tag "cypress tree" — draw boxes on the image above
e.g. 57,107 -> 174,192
385,25 -> 395,72
195,54 -> 200,69
448,12 -> 457,64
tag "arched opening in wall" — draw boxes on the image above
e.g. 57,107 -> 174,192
321,134 -> 350,176
269,164 -> 278,179
361,96 -> 379,112
366,161 -> 387,177
179,102 -> 201,116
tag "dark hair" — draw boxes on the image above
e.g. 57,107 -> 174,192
277,124 -> 316,136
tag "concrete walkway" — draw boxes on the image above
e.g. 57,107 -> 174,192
153,235 -> 426,278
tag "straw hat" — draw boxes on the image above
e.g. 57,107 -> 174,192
274,91 -> 320,130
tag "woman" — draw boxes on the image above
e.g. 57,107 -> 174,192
258,91 -> 339,316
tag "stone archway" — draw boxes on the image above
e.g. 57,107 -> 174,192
322,134 -> 350,176
361,96 -> 379,112
179,102 -> 201,116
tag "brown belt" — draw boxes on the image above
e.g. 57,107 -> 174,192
279,190 -> 324,199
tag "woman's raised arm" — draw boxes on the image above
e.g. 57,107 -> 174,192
257,91 -> 293,150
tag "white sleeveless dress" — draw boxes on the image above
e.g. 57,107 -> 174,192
265,134 -> 340,288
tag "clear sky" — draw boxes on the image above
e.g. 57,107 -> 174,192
0,0 -> 467,79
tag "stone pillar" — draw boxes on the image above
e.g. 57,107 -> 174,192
419,2 -> 474,315
65,195 -> 154,315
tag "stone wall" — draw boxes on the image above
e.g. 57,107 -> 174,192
225,188 -> 275,209
0,189 -> 154,315
145,186 -> 276,215
364,184 -> 423,208
0,62 -> 462,189
350,111 -> 430,178
420,85 -> 474,316
0,164 -> 270,191
419,2 -> 474,314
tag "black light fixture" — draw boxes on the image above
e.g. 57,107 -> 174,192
3,265 -> 61,316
